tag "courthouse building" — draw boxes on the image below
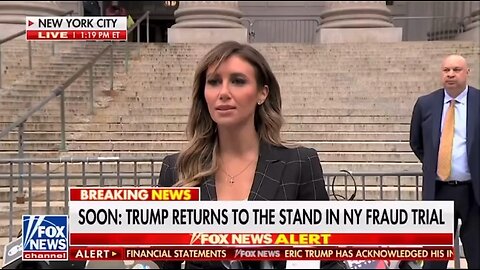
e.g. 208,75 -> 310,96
0,1 -> 479,43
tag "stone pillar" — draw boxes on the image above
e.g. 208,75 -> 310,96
0,1 -> 67,40
456,1 -> 480,41
168,1 -> 247,44
317,1 -> 403,43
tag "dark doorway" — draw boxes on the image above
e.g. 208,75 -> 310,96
107,1 -> 178,43
134,19 -> 175,42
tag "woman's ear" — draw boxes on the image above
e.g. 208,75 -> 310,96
258,85 -> 269,105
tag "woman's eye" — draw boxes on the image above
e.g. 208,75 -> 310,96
232,78 -> 246,85
207,79 -> 220,86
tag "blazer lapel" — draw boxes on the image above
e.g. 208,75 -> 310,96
467,86 -> 479,156
200,177 -> 217,201
249,141 -> 286,201
432,90 -> 445,158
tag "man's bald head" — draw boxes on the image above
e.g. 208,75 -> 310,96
441,55 -> 470,96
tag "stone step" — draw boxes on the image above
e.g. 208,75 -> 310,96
0,201 -> 66,222
0,187 -> 67,203
0,148 -> 412,162
0,237 -> 11,261
104,90 -> 426,98
97,95 -> 418,104
0,122 -> 412,132
322,162 -> 421,173
95,106 -> 415,116
1,105 -> 412,116
1,131 -> 408,142
0,102 -> 94,111
2,89 -> 106,97
24,71 -> 113,78
1,97 -> 410,109
0,95 -> 95,103
0,114 -> 411,124
11,80 -> 114,89
0,141 -> 414,152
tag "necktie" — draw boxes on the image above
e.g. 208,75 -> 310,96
437,100 -> 455,181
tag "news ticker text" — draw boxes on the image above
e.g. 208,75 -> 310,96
66,246 -> 454,261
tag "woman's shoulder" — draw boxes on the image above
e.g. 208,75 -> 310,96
162,153 -> 180,167
159,153 -> 180,187
265,143 -> 318,162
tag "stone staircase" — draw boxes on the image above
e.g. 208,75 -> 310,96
0,41 -> 479,261
0,39 -> 135,259
3,42 -> 479,170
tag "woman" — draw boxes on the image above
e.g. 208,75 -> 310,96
158,41 -> 330,269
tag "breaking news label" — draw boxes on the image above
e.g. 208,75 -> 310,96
25,16 -> 127,41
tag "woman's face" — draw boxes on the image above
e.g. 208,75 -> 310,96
204,55 -> 268,129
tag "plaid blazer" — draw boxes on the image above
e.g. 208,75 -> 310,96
157,141 -> 329,269
158,141 -> 329,201
157,141 -> 328,269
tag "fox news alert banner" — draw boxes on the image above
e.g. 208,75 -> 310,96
25,16 -> 127,41
63,187 -> 455,261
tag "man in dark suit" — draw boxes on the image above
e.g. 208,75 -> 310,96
409,55 -> 480,269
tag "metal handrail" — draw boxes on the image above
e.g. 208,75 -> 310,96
0,42 -> 115,204
0,44 -> 113,141
128,10 -> 150,36
0,156 -> 162,163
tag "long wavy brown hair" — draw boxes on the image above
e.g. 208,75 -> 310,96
175,41 -> 285,187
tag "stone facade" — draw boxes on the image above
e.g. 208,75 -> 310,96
0,1 -> 478,43
0,1 -> 70,40
168,1 -> 247,43
316,1 -> 402,43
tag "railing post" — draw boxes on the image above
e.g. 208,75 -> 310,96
454,220 -> 461,269
89,66 -> 94,115
125,40 -> 129,73
28,42 -> 32,70
137,23 -> 140,43
0,44 -> 2,89
17,123 -> 25,204
147,13 -> 150,43
59,91 -> 66,151
110,43 -> 114,91
9,162 -> 13,240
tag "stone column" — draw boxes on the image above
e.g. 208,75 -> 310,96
317,1 -> 403,43
0,1 -> 68,40
168,1 -> 247,44
456,1 -> 480,41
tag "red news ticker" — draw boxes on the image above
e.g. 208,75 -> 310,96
69,246 -> 455,261
69,233 -> 453,246
26,30 -> 127,40
69,188 -> 200,201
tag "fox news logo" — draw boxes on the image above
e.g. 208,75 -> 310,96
22,215 -> 68,261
